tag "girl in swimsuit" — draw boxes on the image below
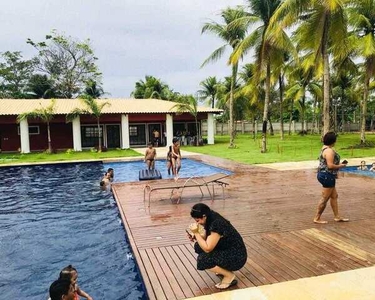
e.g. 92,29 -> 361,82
59,265 -> 93,300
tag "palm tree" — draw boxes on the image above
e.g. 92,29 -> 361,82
286,65 -> 322,134
82,79 -> 105,98
201,7 -> 248,148
172,95 -> 200,145
271,0 -> 348,135
17,99 -> 56,153
197,76 -> 220,108
66,96 -> 110,151
347,0 -> 375,143
131,75 -> 172,100
230,0 -> 295,152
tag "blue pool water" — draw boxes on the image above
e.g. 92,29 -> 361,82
103,158 -> 232,182
341,165 -> 375,178
0,158 -> 230,299
0,163 -> 146,300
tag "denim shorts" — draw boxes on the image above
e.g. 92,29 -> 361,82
317,172 -> 336,188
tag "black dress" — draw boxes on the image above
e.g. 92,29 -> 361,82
194,212 -> 247,271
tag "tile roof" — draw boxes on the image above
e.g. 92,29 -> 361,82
0,98 -> 223,116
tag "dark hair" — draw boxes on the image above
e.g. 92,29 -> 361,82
190,203 -> 228,234
59,264 -> 77,280
147,142 -> 153,146
172,137 -> 179,143
323,132 -> 337,146
107,168 -> 113,172
190,203 -> 211,219
49,279 -> 72,300
100,180 -> 105,187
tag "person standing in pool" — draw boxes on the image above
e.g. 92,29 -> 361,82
144,142 -> 156,170
357,160 -> 368,170
166,146 -> 173,175
105,168 -> 114,181
187,203 -> 247,290
314,132 -> 349,224
171,138 -> 181,179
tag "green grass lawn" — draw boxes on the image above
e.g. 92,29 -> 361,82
183,133 -> 375,164
0,149 -> 140,165
1,133 -> 375,166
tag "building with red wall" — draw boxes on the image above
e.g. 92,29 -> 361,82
0,98 -> 221,152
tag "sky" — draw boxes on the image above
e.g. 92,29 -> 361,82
1,0 -> 246,98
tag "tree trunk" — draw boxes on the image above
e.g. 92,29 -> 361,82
360,74 -> 369,143
261,61 -> 271,153
288,99 -> 293,135
301,95 -> 306,134
279,74 -> 284,140
229,64 -> 238,148
268,117 -> 274,135
47,122 -> 52,153
252,117 -> 256,140
97,119 -> 102,151
195,116 -> 199,146
311,95 -> 317,134
322,15 -> 331,135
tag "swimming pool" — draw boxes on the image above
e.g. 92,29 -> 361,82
341,165 -> 375,178
103,158 -> 232,182
0,162 -> 146,299
0,158 -> 230,299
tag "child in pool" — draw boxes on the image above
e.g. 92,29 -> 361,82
59,265 -> 93,300
370,162 -> 375,172
357,160 -> 368,171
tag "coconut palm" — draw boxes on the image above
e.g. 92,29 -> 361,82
131,75 -> 172,100
82,79 -> 105,98
201,6 -> 248,148
197,76 -> 220,108
271,0 -> 348,135
172,95 -> 200,145
347,0 -> 375,143
17,99 -> 56,153
66,96 -> 110,151
229,0 -> 295,152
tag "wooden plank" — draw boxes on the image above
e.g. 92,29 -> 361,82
165,246 -> 203,298
158,246 -> 195,299
139,249 -> 166,300
145,248 -> 176,300
153,248 -> 186,299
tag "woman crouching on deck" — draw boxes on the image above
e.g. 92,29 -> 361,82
188,203 -> 247,290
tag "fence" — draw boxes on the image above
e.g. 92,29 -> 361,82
200,120 -> 361,135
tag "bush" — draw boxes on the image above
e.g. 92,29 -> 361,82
66,148 -> 74,154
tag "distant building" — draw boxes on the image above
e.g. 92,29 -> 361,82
0,98 -> 221,152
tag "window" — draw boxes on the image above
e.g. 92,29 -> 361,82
129,126 -> 138,137
81,126 -> 103,148
17,125 -> 40,135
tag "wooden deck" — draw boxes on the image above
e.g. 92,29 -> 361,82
112,155 -> 375,300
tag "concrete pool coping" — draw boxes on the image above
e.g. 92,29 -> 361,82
188,266 -> 375,300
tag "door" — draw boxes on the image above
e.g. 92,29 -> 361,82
148,123 -> 161,146
106,125 -> 120,148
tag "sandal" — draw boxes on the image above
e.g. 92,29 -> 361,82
215,276 -> 237,290
334,218 -> 349,222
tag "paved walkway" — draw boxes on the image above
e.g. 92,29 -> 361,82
189,266 -> 375,300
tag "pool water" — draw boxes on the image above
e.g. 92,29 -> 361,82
103,158 -> 232,182
341,165 -> 375,178
0,163 -> 146,299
